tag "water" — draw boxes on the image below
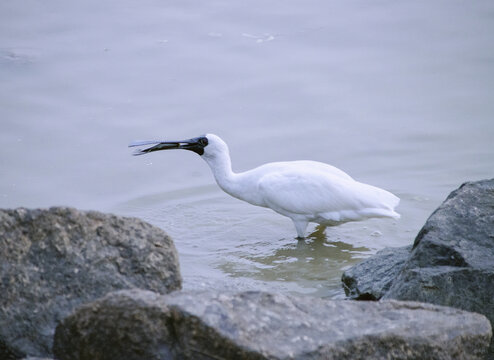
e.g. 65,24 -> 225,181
1,0 -> 493,298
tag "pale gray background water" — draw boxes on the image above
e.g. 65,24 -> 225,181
1,0 -> 493,298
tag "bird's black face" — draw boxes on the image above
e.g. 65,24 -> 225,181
131,136 -> 208,156
181,136 -> 209,155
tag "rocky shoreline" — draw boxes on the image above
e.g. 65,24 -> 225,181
53,289 -> 490,360
1,179 -> 493,359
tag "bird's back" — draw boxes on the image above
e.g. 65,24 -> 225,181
250,160 -> 354,181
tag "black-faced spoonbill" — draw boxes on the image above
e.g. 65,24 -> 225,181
129,134 -> 400,238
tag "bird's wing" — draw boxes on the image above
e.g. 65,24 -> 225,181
257,170 -> 399,221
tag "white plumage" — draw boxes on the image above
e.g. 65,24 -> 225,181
130,133 -> 400,238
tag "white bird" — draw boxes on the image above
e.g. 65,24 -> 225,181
129,134 -> 400,238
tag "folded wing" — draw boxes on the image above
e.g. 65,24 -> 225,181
258,170 -> 399,223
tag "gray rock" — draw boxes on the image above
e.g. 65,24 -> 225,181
0,207 -> 181,359
53,289 -> 492,360
382,179 -> 494,355
342,245 -> 412,300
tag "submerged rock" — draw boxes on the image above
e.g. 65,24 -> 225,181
342,245 -> 412,300
0,207 -> 181,359
54,289 -> 492,360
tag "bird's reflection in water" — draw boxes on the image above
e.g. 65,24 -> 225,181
218,225 -> 371,296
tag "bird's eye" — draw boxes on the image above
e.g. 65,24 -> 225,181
199,138 -> 208,146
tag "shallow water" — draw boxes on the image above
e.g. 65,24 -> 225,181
1,0 -> 493,298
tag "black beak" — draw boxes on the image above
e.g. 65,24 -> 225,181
129,136 -> 208,156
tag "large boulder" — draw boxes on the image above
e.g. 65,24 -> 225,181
53,289 -> 492,360
342,245 -> 412,300
341,179 -> 494,356
0,207 -> 181,359
383,179 -> 494,356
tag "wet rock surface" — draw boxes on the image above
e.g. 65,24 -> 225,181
54,288 -> 492,360
0,207 -> 181,359
342,245 -> 412,300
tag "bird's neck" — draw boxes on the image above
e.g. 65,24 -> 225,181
202,151 -> 265,207
202,152 -> 238,195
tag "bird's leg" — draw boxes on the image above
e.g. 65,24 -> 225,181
292,219 -> 308,240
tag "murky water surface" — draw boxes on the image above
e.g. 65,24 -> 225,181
1,0 -> 493,298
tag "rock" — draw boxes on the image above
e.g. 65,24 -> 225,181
0,207 -> 181,359
342,245 -> 412,300
54,290 -> 174,360
381,179 -> 494,355
53,289 -> 492,360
